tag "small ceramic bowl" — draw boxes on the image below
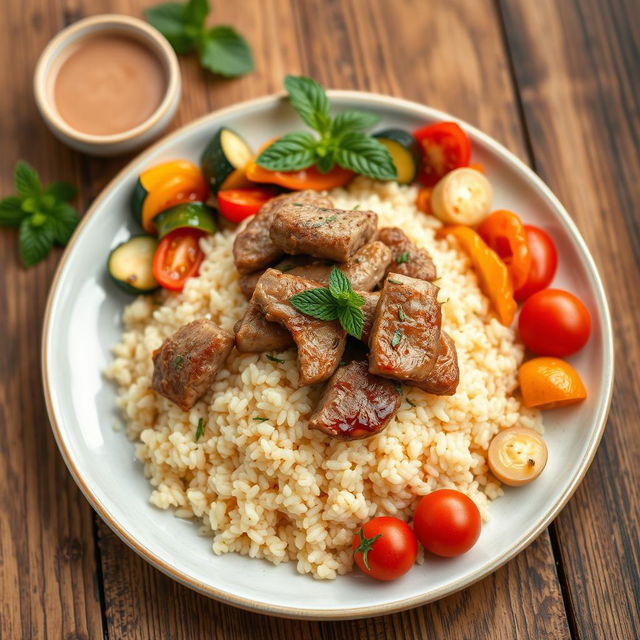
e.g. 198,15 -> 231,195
34,14 -> 181,156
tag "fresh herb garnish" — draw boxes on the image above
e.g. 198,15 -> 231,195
406,397 -> 417,408
292,202 -> 304,207
253,416 -> 269,422
391,328 -> 403,349
396,251 -> 410,264
388,278 -> 402,285
394,381 -> 402,395
145,0 -> 253,77
257,75 -> 396,180
310,214 -> 337,228
172,355 -> 184,370
195,417 -> 205,441
266,353 -> 284,363
352,204 -> 361,210
339,360 -> 347,367
398,307 -> 406,321
440,298 -> 450,305
279,263 -> 295,273
0,161 -> 79,268
289,267 -> 365,338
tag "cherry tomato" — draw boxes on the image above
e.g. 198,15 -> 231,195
414,122 -> 471,186
518,288 -> 591,356
217,187 -> 280,223
152,228 -> 205,292
352,517 -> 418,581
477,210 -> 531,291
413,489 -> 481,557
514,226 -> 558,301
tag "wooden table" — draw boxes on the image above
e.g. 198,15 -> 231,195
1,1 -> 638,638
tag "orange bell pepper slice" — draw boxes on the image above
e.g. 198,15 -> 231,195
438,225 -> 517,325
244,139 -> 354,191
416,187 -> 432,215
519,357 -> 587,409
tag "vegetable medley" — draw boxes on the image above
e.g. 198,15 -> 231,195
108,74 -> 593,581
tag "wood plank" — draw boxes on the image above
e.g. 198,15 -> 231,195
88,0 -> 572,638
499,0 -> 640,638
0,2 -> 105,639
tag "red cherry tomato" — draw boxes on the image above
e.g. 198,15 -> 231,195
518,288 -> 591,356
152,228 -> 205,292
414,122 -> 471,186
514,226 -> 558,301
217,187 -> 280,223
413,489 -> 481,557
352,517 -> 418,581
477,210 -> 531,291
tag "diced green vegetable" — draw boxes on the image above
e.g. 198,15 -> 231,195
153,203 -> 217,239
108,236 -> 159,294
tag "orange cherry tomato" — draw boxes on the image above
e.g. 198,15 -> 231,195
416,187 -> 432,215
514,226 -> 558,301
152,228 -> 205,291
519,289 -> 591,356
519,357 -> 587,409
438,225 -> 517,325
217,187 -> 280,224
477,210 -> 531,291
414,122 -> 471,186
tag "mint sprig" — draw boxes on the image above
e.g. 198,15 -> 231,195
145,0 -> 253,77
257,75 -> 397,181
289,268 -> 365,338
0,161 -> 79,268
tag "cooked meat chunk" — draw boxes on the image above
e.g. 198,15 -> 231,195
377,227 -> 437,282
287,241 -> 392,291
252,269 -> 346,385
309,360 -> 401,440
416,332 -> 459,395
234,303 -> 294,353
238,269 -> 266,298
238,256 -> 316,299
368,274 -> 442,385
151,318 -> 234,411
233,191 -> 332,273
270,201 -> 377,262
360,291 -> 380,344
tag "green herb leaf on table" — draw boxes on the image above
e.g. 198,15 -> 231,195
0,161 -> 79,268
145,0 -> 253,77
289,267 -> 365,338
257,75 -> 396,181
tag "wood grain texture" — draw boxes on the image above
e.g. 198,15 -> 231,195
499,1 -> 640,638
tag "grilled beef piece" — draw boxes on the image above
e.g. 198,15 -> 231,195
368,273 -> 442,385
252,269 -> 346,385
269,201 -> 377,262
233,191 -> 332,274
360,291 -> 380,344
308,360 -> 401,440
377,227 -> 437,282
415,332 -> 459,395
151,318 -> 234,411
237,256 -> 317,299
234,303 -> 294,353
238,270 -> 266,298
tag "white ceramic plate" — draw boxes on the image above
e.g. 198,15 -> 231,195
42,92 -> 614,620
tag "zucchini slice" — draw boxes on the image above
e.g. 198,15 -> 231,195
201,128 -> 253,193
154,203 -> 217,239
108,236 -> 159,294
373,129 -> 420,184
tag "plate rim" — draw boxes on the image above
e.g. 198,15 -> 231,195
41,89 -> 615,620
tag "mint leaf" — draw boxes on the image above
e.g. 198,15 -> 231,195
284,75 -> 331,134
336,133 -> 397,180
183,0 -> 208,29
15,161 -> 41,198
328,267 -> 351,297
337,304 -> 364,339
331,110 -> 380,137
19,217 -> 53,267
45,181 -> 78,203
257,133 -> 317,171
45,203 -> 79,245
0,196 -> 25,226
144,3 -> 195,54
289,288 -> 338,321
315,152 -> 335,174
199,26 -> 254,77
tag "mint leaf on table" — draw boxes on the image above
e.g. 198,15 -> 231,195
290,268 -> 365,338
145,0 -> 253,77
0,161 -> 79,268
257,75 -> 396,181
